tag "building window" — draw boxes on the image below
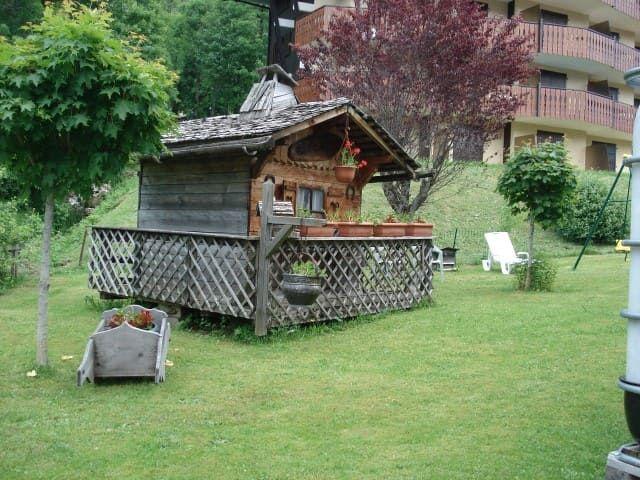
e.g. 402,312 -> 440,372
536,130 -> 564,144
635,98 -> 640,109
474,2 -> 489,14
540,70 -> 567,89
541,9 -> 568,26
609,87 -> 619,102
298,187 -> 324,214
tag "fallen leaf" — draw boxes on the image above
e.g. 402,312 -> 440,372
165,360 -> 174,367
26,370 -> 37,377
61,355 -> 74,361
173,348 -> 180,352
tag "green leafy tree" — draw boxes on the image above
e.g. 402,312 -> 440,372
0,0 -> 44,37
497,142 -> 577,290
0,3 -> 176,366
169,0 -> 267,117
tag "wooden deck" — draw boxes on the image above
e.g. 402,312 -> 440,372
88,227 -> 434,332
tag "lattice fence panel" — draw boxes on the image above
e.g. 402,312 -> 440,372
89,228 -> 258,319
267,238 -> 433,327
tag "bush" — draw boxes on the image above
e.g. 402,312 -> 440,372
514,259 -> 557,292
556,178 -> 627,244
0,201 -> 40,290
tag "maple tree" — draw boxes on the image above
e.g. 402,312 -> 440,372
297,0 -> 534,214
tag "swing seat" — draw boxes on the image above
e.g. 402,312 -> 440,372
616,239 -> 631,253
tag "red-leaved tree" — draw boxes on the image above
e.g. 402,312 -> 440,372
297,0 -> 535,214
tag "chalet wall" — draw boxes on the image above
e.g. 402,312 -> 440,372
138,156 -> 250,234
248,146 -> 363,235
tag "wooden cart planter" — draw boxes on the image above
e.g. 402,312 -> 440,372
77,306 -> 171,386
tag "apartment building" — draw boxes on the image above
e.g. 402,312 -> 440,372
293,0 -> 640,170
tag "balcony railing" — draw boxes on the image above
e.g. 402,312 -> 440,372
519,22 -> 640,74
296,9 -> 640,75
512,85 -> 635,133
603,0 -> 640,21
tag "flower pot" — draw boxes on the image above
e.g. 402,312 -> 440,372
282,273 -> 322,306
405,223 -> 434,237
373,223 -> 407,237
300,225 -> 337,237
334,165 -> 357,183
77,305 -> 170,386
336,222 -> 374,237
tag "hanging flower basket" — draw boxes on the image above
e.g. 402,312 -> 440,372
335,165 -> 357,184
281,257 -> 324,306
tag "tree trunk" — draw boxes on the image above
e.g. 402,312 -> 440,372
36,192 -> 54,366
382,180 -> 411,214
525,214 -> 535,291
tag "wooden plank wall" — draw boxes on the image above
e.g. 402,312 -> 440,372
138,156 -> 250,234
249,146 -> 363,234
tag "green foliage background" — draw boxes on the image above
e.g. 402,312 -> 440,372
1,0 -> 269,118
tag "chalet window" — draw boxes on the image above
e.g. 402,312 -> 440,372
540,70 -> 567,89
536,130 -> 564,144
541,9 -> 568,26
298,187 -> 324,214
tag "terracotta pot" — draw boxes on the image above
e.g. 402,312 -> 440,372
334,165 -> 357,183
405,223 -> 434,237
373,223 -> 407,237
336,222 -> 374,237
300,225 -> 337,237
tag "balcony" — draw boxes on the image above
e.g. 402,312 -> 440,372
296,8 -> 640,77
295,6 -> 350,46
519,22 -> 640,74
512,85 -> 635,134
603,0 -> 640,21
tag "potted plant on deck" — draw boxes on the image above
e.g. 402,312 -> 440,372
405,216 -> 434,237
282,259 -> 325,306
336,209 -> 374,237
373,215 -> 407,237
335,138 -> 367,184
298,208 -> 337,237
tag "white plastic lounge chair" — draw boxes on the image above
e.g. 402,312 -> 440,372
482,232 -> 529,275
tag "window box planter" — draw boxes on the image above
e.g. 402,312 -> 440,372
77,305 -> 171,386
373,223 -> 407,237
336,222 -> 374,237
405,222 -> 433,237
300,225 -> 337,237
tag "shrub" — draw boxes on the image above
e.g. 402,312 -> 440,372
514,258 -> 557,292
0,201 -> 40,290
556,178 -> 627,244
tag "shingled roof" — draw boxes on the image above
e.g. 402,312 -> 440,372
162,98 -> 419,171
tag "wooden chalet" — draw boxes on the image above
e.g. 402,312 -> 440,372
89,65 -> 434,335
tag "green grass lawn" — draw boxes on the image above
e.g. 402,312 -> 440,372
0,254 -> 631,479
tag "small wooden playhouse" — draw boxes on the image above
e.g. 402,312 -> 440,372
89,65 -> 435,335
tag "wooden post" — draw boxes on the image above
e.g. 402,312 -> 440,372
78,226 -> 88,268
255,180 -> 274,336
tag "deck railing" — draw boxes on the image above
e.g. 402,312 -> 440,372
512,85 -> 635,134
89,227 -> 433,330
